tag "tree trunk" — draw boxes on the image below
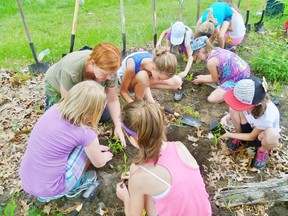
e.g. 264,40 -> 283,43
215,175 -> 288,207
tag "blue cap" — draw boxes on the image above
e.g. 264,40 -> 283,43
191,36 -> 208,52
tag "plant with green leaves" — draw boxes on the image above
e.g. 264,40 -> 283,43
175,104 -> 200,119
0,193 -> 17,216
251,39 -> 288,83
184,73 -> 193,82
108,137 -> 124,154
117,153 -> 130,176
210,122 -> 225,145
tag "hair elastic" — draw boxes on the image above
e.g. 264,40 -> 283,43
121,121 -> 138,137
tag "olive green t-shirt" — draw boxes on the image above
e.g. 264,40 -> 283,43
44,50 -> 117,94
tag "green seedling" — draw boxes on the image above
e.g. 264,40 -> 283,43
174,104 -> 200,119
117,153 -> 130,176
184,73 -> 193,82
108,137 -> 124,154
1,193 -> 17,216
210,120 -> 225,145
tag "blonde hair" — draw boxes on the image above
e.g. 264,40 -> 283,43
121,101 -> 166,165
90,42 -> 121,72
199,9 -> 217,36
153,47 -> 177,78
57,80 -> 106,129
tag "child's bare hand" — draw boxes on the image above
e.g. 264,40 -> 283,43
192,75 -> 203,84
103,151 -> 113,163
121,171 -> 130,181
100,145 -> 110,152
116,182 -> 129,201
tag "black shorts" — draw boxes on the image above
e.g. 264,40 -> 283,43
241,123 -> 261,147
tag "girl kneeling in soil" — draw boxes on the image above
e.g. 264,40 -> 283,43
117,48 -> 182,103
19,81 -> 113,202
217,0 -> 246,50
191,36 -> 250,103
156,21 -> 194,79
221,77 -> 280,169
194,2 -> 233,48
116,101 -> 212,216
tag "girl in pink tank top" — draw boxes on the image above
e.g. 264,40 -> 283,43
116,101 -> 212,215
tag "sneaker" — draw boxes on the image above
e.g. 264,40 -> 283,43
252,149 -> 269,169
37,197 -> 50,203
227,138 -> 241,151
82,179 -> 104,200
65,170 -> 97,200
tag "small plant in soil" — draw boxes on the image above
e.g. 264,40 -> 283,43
210,121 -> 226,145
175,104 -> 200,119
117,153 -> 130,176
108,137 -> 124,154
184,73 -> 193,82
1,193 -> 17,216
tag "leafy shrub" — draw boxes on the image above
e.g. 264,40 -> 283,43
251,41 -> 288,83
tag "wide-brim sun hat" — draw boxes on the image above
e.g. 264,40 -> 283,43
171,21 -> 185,45
223,77 -> 268,111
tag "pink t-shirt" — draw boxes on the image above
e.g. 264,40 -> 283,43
152,142 -> 212,216
19,105 -> 96,197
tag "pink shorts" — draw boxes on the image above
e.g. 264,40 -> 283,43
224,33 -> 244,46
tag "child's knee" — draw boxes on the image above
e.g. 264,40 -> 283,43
207,90 -> 224,104
259,128 -> 280,148
207,95 -> 215,103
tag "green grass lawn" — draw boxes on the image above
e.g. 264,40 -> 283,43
0,0 -> 287,72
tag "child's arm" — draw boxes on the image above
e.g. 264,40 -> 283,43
120,60 -> 136,103
117,172 -> 145,216
221,127 -> 262,141
192,57 -> 218,84
132,70 -> 151,101
106,86 -> 126,146
178,46 -> 193,79
206,57 -> 220,82
192,74 -> 213,84
209,27 -> 219,44
156,28 -> 170,48
84,138 -> 113,168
